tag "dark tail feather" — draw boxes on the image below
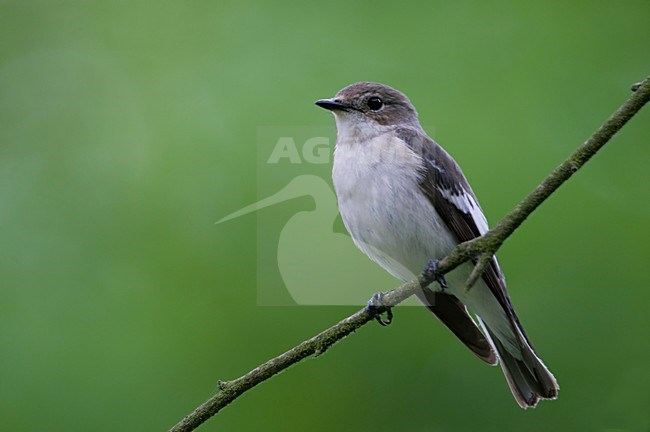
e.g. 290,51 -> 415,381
480,320 -> 559,409
416,289 -> 497,365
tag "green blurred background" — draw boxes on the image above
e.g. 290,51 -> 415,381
1,1 -> 649,431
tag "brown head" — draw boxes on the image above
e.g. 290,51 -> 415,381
315,82 -> 420,128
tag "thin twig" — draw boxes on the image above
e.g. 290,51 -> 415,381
465,252 -> 493,289
169,77 -> 650,432
460,76 -> 650,289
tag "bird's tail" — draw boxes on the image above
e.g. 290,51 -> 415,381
478,318 -> 559,409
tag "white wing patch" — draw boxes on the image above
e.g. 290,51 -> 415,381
439,188 -> 490,235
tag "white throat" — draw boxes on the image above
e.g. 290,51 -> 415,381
332,112 -> 393,145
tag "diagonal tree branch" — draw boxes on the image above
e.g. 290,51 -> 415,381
464,77 -> 650,289
169,77 -> 650,432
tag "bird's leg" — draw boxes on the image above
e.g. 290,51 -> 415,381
422,259 -> 448,292
366,292 -> 393,326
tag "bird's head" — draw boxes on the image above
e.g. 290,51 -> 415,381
316,82 -> 420,130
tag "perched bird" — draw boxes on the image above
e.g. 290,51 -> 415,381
316,82 -> 558,408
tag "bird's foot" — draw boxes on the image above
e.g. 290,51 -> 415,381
366,292 -> 393,326
422,259 -> 448,292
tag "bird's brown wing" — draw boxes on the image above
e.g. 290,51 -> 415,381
396,127 -> 557,405
394,127 -> 531,360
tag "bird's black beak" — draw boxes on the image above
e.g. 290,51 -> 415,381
315,98 -> 349,111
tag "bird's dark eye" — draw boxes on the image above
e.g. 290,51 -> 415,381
367,97 -> 383,111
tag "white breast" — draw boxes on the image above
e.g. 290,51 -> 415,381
332,124 -> 457,282
330,115 -> 515,350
